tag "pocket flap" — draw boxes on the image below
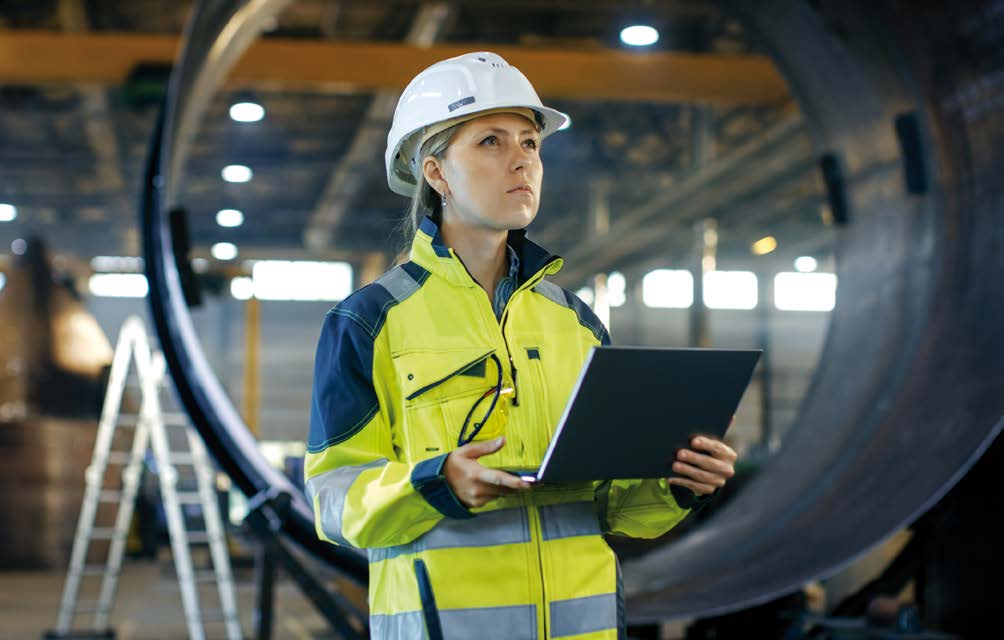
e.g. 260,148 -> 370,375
393,348 -> 495,401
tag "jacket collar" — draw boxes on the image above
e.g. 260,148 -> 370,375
410,215 -> 563,290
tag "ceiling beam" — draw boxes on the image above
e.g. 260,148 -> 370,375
0,30 -> 790,105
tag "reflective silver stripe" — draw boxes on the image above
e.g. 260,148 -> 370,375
550,593 -> 618,638
441,604 -> 537,640
533,280 -> 567,307
369,506 -> 530,563
377,265 -> 422,302
538,501 -> 601,541
306,458 -> 389,546
370,610 -> 425,639
371,605 -> 537,640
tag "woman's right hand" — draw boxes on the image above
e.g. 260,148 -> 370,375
443,436 -> 532,508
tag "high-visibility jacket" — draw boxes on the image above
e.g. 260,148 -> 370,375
306,216 -> 696,639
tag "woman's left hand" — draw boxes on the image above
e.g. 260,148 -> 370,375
667,435 -> 737,496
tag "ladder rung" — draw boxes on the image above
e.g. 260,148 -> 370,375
89,528 -> 119,540
175,492 -> 203,504
106,452 -> 133,464
169,453 -> 195,465
73,601 -> 108,614
117,411 -> 188,427
98,490 -> 123,502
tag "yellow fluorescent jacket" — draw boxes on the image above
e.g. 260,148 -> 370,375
305,216 -> 696,639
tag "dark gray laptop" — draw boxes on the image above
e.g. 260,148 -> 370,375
516,346 -> 761,483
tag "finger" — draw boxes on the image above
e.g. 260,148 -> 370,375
477,468 -> 530,491
671,461 -> 728,488
677,448 -> 735,478
690,436 -> 738,462
667,477 -> 718,496
460,436 -> 506,459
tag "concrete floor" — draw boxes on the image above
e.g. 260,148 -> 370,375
0,559 -> 350,640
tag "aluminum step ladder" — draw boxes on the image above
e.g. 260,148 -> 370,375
49,316 -> 242,640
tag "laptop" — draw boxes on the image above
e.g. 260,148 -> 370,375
514,346 -> 761,483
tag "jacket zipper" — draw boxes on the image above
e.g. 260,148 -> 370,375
413,559 -> 444,640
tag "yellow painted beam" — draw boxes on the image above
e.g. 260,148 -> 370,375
0,30 -> 790,105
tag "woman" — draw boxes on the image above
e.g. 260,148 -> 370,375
305,52 -> 737,639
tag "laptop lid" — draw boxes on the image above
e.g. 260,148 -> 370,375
525,346 -> 761,483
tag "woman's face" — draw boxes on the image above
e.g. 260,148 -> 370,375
426,112 -> 543,231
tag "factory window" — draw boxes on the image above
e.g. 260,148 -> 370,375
642,269 -> 693,308
704,270 -> 758,310
608,271 -> 626,307
774,272 -> 837,311
88,273 -> 149,298
243,260 -> 352,301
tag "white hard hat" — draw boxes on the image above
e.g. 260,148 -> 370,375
385,51 -> 570,197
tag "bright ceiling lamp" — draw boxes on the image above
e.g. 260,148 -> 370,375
620,25 -> 659,47
89,273 -> 149,298
229,101 -> 265,123
751,236 -> 778,256
795,256 -> 818,272
211,242 -> 239,260
216,208 -> 245,228
230,276 -> 254,300
221,164 -> 253,183
0,203 -> 16,222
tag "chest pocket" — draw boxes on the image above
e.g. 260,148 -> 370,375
392,348 -> 507,462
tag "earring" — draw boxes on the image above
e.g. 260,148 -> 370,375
441,194 -> 447,209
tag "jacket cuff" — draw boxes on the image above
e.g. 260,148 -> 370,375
411,453 -> 475,519
670,484 -> 714,510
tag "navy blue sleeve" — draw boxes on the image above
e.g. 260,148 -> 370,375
307,309 -> 380,453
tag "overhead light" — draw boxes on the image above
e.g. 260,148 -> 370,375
620,25 -> 659,47
794,256 -> 818,272
229,101 -> 265,123
211,242 -> 239,260
216,208 -> 245,228
11,238 -> 26,255
0,203 -> 16,222
89,273 -> 149,298
221,165 -> 253,183
90,255 -> 143,272
230,276 -> 254,300
751,236 -> 778,256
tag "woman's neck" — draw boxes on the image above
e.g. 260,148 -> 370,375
439,216 -> 509,298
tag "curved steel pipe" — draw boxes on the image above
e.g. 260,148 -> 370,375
141,0 -> 366,582
142,0 -> 1002,621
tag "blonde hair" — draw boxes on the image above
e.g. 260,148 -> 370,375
397,123 -> 463,253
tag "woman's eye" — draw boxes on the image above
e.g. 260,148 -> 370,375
523,139 -> 539,150
480,135 -> 499,146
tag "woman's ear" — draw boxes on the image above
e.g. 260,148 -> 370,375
423,156 -> 449,197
